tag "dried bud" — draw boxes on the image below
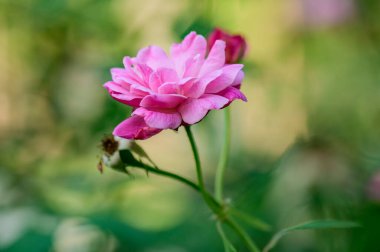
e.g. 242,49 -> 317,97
101,135 -> 132,169
207,28 -> 247,64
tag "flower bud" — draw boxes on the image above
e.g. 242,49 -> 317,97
207,28 -> 247,64
101,135 -> 132,170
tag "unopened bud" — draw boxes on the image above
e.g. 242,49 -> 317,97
101,135 -> 132,169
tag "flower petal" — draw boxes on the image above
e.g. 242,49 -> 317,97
104,81 -> 128,94
148,68 -> 179,92
104,81 -> 142,107
179,94 -> 229,124
217,86 -> 247,102
205,64 -> 243,93
136,46 -> 173,70
170,32 -> 207,77
184,70 -> 222,98
113,115 -> 161,140
140,94 -> 186,109
111,68 -> 141,87
232,70 -> 244,87
199,40 -> 226,77
133,108 -> 182,129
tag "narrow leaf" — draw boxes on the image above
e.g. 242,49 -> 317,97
119,149 -> 141,167
229,208 -> 271,232
263,220 -> 360,252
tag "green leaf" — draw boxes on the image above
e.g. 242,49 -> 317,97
263,220 -> 360,252
229,208 -> 271,232
119,149 -> 141,167
130,142 -> 158,168
216,222 -> 237,252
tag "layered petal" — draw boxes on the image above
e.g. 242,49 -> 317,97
157,77 -> 196,95
199,40 -> 226,77
205,64 -> 243,93
133,107 -> 182,129
148,68 -> 179,92
184,70 -> 222,98
105,31 -> 247,140
179,94 -> 229,124
104,81 -> 142,107
217,86 -> 247,102
136,46 -> 173,70
140,94 -> 186,109
232,70 -> 244,87
113,115 -> 161,140
170,32 -> 207,77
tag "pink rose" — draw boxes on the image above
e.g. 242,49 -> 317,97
207,28 -> 247,64
104,32 -> 246,140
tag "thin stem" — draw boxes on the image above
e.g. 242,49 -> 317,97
184,126 -> 260,252
215,107 -> 231,202
184,126 -> 221,213
224,218 -> 260,252
184,126 -> 205,191
128,162 -> 259,252
216,221 -> 236,252
133,164 -> 199,191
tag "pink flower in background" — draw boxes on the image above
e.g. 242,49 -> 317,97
367,171 -> 380,202
104,32 -> 246,140
207,28 -> 247,64
300,0 -> 356,28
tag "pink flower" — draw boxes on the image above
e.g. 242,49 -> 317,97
207,28 -> 247,64
299,0 -> 356,28
367,171 -> 380,202
104,32 -> 246,140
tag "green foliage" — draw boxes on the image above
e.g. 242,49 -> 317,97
263,220 -> 360,252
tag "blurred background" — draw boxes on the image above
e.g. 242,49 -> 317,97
0,0 -> 380,251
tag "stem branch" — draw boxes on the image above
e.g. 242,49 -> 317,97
215,107 -> 231,202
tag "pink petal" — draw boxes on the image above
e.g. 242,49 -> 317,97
148,68 -> 179,92
205,64 -> 243,93
111,93 -> 142,107
133,108 -> 182,129
232,70 -> 244,87
133,63 -> 153,87
218,86 -> 247,102
111,68 -> 140,87
129,85 -> 152,97
179,94 -> 229,124
158,77 -> 196,95
182,54 -> 203,78
121,57 -> 144,84
199,40 -> 226,77
113,115 -> 161,140
140,94 -> 186,109
170,32 -> 207,77
104,81 -> 128,94
184,70 -> 222,98
104,81 -> 142,107
136,46 -> 173,70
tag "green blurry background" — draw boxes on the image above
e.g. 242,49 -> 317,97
0,0 -> 379,251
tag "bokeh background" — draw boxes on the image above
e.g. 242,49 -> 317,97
1,0 -> 380,251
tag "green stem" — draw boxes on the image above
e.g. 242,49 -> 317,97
224,218 -> 260,252
130,163 -> 259,252
133,164 -> 199,191
216,221 -> 236,252
215,107 -> 231,202
184,126 -> 260,252
184,126 -> 219,212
